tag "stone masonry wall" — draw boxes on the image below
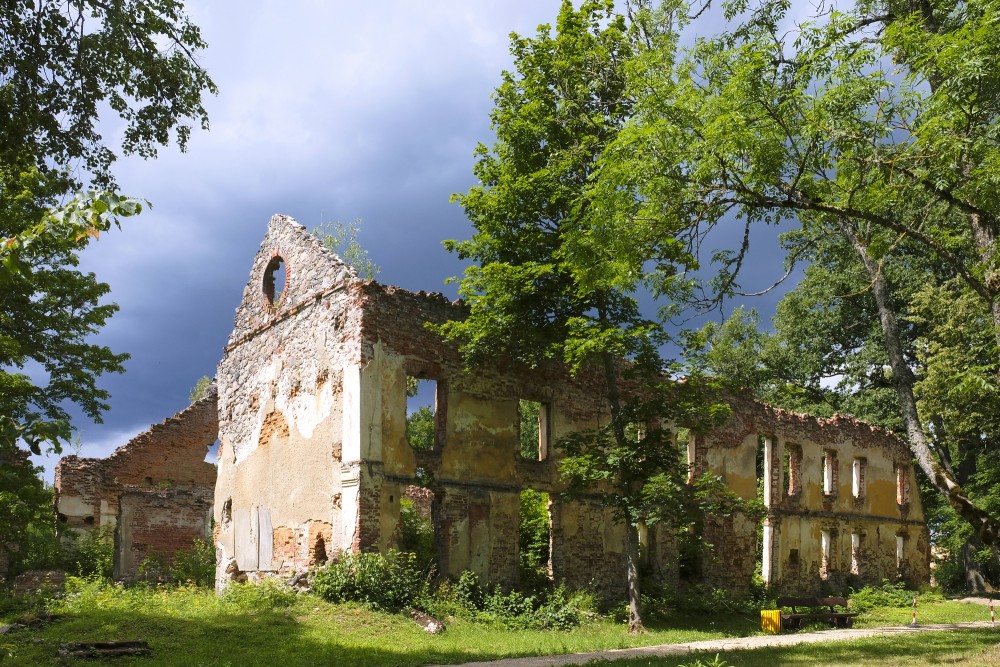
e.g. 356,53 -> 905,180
54,388 -> 218,532
215,215 -> 357,587
54,388 -> 218,580
215,213 -> 929,599
695,394 -> 930,595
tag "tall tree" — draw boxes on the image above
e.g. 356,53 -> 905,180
444,0 -> 736,631
600,0 -> 1000,546
1,0 -> 216,455
0,0 -> 214,578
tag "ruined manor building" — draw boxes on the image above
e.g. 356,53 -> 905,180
55,214 -> 930,595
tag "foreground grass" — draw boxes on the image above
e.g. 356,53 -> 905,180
0,582 -> 758,667
593,629 -> 1000,666
0,582 -> 994,666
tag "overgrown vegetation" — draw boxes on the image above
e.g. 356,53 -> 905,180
397,499 -> 436,570
1,569 -> 993,667
310,549 -> 429,612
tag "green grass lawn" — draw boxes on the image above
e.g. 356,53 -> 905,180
1,582 -> 996,667
590,630 -> 1000,666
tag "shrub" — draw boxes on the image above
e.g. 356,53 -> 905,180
61,526 -> 114,579
848,580 -> 942,612
310,549 -> 429,612
398,499 -> 436,570
422,570 -> 590,630
170,538 -> 216,586
221,579 -> 297,611
138,548 -> 169,582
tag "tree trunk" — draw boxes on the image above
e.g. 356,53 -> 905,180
625,521 -> 645,634
596,300 -> 646,633
961,538 -> 995,594
839,220 -> 1000,547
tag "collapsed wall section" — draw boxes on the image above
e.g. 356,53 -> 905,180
53,388 -> 218,579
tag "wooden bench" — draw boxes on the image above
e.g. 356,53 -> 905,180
776,596 -> 859,630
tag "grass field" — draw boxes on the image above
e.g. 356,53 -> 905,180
593,630 -> 1000,666
1,581 -> 996,666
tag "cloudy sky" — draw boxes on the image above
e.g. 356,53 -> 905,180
32,0 -> 798,477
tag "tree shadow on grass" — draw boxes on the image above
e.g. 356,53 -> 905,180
1,606 -> 498,667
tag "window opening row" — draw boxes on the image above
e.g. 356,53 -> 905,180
760,439 -> 907,505
821,529 -> 909,578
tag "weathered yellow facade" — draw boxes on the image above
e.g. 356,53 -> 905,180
208,214 -> 929,596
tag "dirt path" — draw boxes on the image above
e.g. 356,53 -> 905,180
429,622 -> 996,667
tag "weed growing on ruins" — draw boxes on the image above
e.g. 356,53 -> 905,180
398,499 -> 436,569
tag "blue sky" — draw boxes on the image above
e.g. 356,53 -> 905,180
31,0 -> 802,478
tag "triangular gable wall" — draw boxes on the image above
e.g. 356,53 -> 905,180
227,214 -> 358,346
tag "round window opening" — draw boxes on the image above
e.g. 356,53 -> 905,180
263,255 -> 286,307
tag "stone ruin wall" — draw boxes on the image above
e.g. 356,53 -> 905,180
53,389 -> 218,579
55,213 -> 930,598
693,395 -> 931,595
213,215 -> 678,597
350,280 -> 672,597
214,216 -> 357,583
212,214 -> 930,597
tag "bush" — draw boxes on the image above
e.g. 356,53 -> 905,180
848,580 -> 942,612
170,538 -> 216,586
138,548 -> 169,582
310,549 -> 429,612
221,579 -> 297,611
61,526 -> 114,579
422,570 -> 592,630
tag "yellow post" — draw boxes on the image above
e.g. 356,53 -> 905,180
761,609 -> 782,634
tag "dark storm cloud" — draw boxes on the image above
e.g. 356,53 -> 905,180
32,1 -> 795,476
31,2 -> 567,476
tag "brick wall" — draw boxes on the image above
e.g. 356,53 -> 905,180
54,387 -> 218,579
114,488 -> 213,581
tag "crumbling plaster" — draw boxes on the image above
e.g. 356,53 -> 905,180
53,212 -> 929,598
212,214 -> 930,597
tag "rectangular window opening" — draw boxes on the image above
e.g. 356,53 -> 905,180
519,489 -> 552,581
821,529 -> 832,580
822,450 -> 838,497
399,484 -> 438,571
675,428 -> 693,482
518,399 -> 550,461
756,435 -> 767,500
853,457 -> 867,500
851,532 -> 861,575
406,376 -> 438,451
896,534 -> 906,570
896,464 -> 910,505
